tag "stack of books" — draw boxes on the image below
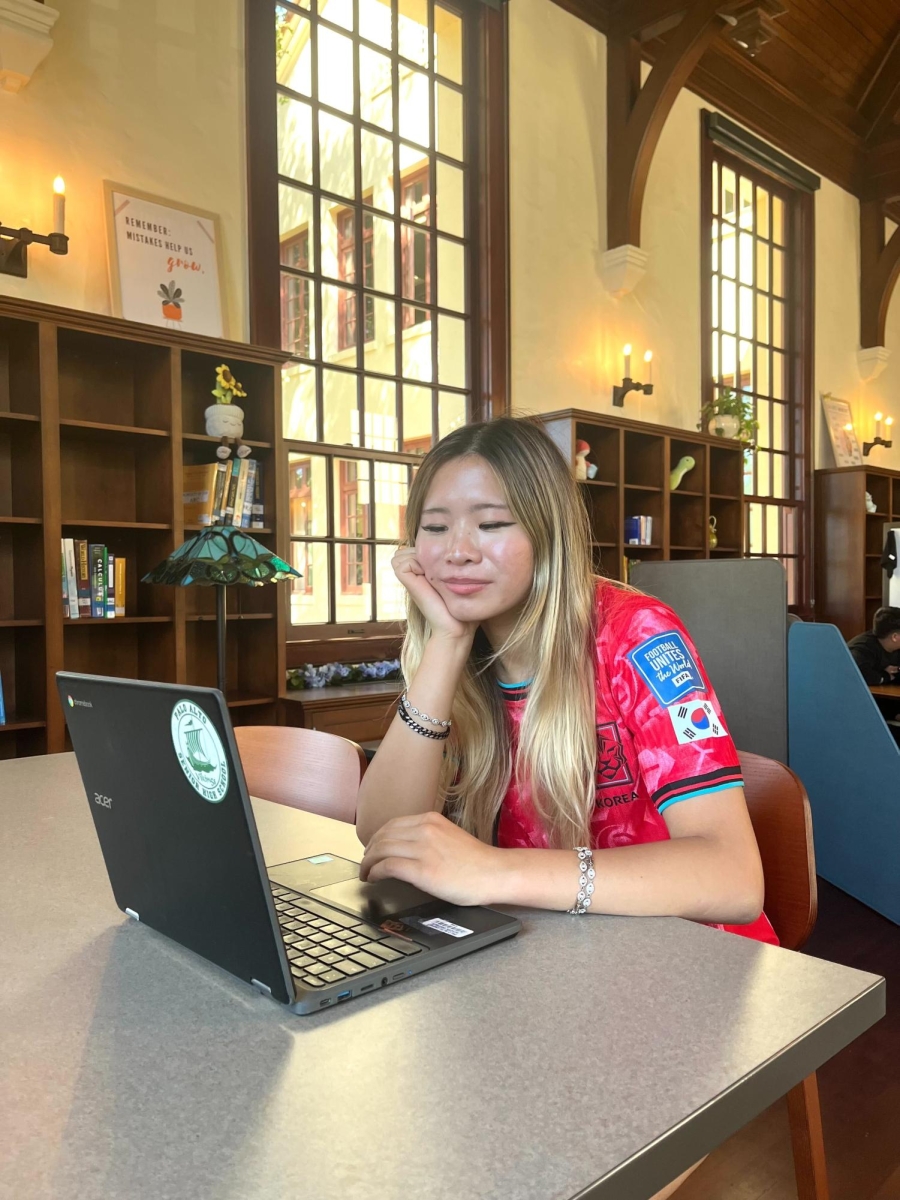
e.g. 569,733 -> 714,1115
182,459 -> 264,529
61,539 -> 125,619
624,515 -> 654,546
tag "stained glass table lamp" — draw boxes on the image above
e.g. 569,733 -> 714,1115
143,526 -> 300,694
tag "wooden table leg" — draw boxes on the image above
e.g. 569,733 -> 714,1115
786,1072 -> 830,1200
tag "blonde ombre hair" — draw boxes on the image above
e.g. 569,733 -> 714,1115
401,416 -> 601,849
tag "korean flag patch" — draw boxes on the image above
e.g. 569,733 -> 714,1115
628,631 -> 706,706
667,701 -> 727,745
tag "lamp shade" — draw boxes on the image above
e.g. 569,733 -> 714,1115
142,526 -> 301,587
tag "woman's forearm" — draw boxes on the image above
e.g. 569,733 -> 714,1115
355,634 -> 472,845
487,834 -> 764,925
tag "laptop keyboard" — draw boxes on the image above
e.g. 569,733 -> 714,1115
270,883 -> 423,990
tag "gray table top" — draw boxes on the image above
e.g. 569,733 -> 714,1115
0,754 -> 885,1200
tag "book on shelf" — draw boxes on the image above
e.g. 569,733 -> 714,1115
115,556 -> 126,617
0,669 -> 5,724
232,458 -> 250,530
75,539 -> 92,618
62,538 -> 79,619
90,545 -> 107,618
211,461 -> 228,524
106,554 -> 116,619
251,460 -> 264,529
242,459 -> 257,528
61,545 -> 69,618
222,459 -> 241,525
183,462 -> 221,527
624,515 -> 653,546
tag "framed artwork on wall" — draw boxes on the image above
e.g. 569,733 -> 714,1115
821,393 -> 863,467
103,181 -> 227,337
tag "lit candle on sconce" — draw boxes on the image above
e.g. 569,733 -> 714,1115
623,343 -> 632,379
644,349 -> 653,386
52,177 -> 66,235
875,411 -> 884,440
887,417 -> 895,431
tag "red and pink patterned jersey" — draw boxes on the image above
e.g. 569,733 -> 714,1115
496,581 -> 778,945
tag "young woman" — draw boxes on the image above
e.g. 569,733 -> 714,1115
356,416 -> 774,1198
357,415 -> 773,941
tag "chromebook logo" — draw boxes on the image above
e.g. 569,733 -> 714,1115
67,695 -> 92,708
171,700 -> 229,803
67,695 -> 74,707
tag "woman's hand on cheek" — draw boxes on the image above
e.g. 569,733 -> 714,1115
359,811 -> 501,907
392,548 -> 476,643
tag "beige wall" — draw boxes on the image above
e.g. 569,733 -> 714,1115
508,0 -> 899,469
0,0 -> 248,340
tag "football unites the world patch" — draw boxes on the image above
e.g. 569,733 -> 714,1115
627,631 -> 705,706
666,700 -> 727,745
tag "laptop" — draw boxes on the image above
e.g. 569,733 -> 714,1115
57,672 -> 521,1014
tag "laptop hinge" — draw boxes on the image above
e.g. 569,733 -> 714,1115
124,908 -> 140,921
251,978 -> 273,997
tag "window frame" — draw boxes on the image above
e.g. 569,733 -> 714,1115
246,0 -> 509,641
700,124 -> 814,615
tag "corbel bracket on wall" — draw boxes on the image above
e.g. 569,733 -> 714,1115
860,198 -> 900,349
603,0 -> 784,296
0,0 -> 60,93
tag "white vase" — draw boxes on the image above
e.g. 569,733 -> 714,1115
708,412 -> 740,439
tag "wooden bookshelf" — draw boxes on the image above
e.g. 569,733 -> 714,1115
539,409 -> 745,580
815,465 -> 900,640
0,297 -> 288,759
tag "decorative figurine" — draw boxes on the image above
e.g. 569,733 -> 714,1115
575,439 -> 597,480
708,515 -> 718,549
866,491 -> 877,514
205,364 -> 252,460
670,455 -> 696,491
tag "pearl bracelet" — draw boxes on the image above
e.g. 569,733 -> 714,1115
397,700 -> 451,741
400,691 -> 452,729
567,846 -> 595,914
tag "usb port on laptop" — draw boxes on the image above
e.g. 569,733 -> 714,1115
337,990 -> 352,1000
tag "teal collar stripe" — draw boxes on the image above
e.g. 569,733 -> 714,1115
497,678 -> 533,689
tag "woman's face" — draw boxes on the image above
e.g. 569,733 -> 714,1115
414,455 -> 535,624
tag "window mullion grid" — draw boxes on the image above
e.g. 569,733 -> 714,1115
352,0 -> 366,451
368,458 -> 378,619
309,8 -> 324,444
392,0 -> 404,452
428,0 -> 439,443
326,452 -> 337,624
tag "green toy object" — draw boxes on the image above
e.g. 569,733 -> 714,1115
670,455 -> 696,491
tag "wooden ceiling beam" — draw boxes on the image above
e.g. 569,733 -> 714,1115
860,199 -> 900,347
608,0 -> 730,249
609,0 -> 688,41
858,30 -> 900,145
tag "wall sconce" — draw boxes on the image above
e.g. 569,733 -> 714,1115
0,176 -> 69,278
613,345 -> 654,407
863,411 -> 893,457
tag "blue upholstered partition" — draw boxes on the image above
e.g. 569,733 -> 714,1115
788,621 -> 900,924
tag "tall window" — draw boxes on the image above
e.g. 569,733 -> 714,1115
275,0 -> 471,448
703,134 -> 812,609
271,0 -> 479,629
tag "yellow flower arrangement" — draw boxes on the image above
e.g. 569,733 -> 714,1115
212,363 -> 247,404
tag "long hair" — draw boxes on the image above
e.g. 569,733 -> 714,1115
401,416 -> 599,849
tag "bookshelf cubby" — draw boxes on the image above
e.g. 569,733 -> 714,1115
0,296 -> 288,759
540,409 -> 745,581
815,465 -> 900,640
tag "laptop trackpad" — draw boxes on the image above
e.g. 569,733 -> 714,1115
310,876 -> 436,922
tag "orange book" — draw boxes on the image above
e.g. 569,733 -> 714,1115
115,556 -> 126,618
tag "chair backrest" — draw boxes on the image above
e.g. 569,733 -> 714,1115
738,750 -> 817,951
234,725 -> 366,825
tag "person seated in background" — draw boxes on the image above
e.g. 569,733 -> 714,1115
848,607 -> 900,685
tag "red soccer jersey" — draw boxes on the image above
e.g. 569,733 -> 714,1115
495,581 -> 778,945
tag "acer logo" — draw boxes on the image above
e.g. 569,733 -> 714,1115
93,793 -> 113,809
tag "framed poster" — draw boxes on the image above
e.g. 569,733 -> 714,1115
821,393 -> 863,467
104,182 -> 226,337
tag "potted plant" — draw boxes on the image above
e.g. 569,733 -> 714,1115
699,387 -> 758,447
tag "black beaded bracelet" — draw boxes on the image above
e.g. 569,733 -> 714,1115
397,701 -> 451,740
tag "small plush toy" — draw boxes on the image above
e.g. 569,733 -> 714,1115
205,364 -> 252,460
575,439 -> 598,480
670,454 -> 696,491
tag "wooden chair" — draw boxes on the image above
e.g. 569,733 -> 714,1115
738,750 -> 828,1200
234,725 -> 367,825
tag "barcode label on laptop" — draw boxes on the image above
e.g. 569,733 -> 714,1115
419,917 -> 473,938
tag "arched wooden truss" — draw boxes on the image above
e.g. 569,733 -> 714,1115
860,199 -> 900,349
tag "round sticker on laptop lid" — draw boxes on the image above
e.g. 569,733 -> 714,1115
171,700 -> 229,803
